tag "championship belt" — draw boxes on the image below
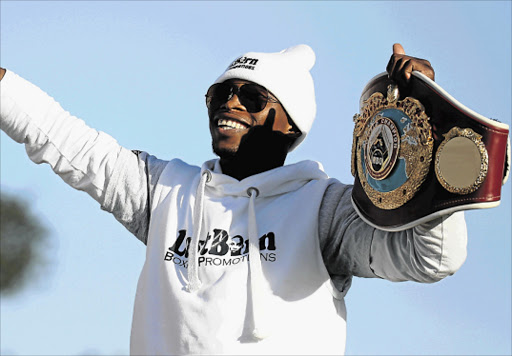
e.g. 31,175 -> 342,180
351,71 -> 510,231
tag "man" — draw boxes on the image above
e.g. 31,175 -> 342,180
0,43 -> 466,355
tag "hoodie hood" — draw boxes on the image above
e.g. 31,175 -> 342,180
201,159 -> 329,198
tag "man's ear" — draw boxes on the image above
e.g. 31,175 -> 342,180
286,130 -> 301,139
286,115 -> 302,138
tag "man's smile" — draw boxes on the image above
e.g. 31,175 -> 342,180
217,118 -> 249,131
213,111 -> 251,133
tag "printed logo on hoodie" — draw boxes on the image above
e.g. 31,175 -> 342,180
164,229 -> 276,268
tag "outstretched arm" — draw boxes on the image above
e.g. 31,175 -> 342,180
0,69 -> 162,242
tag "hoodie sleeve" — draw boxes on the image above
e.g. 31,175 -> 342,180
318,180 -> 468,285
0,70 -> 167,243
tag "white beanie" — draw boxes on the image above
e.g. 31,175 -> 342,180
214,44 -> 316,151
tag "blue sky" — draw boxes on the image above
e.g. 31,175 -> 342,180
1,1 -> 510,355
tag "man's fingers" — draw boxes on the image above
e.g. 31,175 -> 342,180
387,43 -> 435,82
386,56 -> 394,76
393,43 -> 405,55
399,60 -> 414,82
387,43 -> 406,79
387,54 -> 400,78
387,56 -> 404,80
263,108 -> 276,131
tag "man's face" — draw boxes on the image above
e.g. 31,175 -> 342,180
208,79 -> 296,158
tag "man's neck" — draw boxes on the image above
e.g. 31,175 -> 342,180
214,123 -> 297,180
219,152 -> 287,181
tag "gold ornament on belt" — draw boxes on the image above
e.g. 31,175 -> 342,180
352,84 -> 434,210
435,127 -> 489,195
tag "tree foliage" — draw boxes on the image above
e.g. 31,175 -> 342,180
0,192 -> 48,295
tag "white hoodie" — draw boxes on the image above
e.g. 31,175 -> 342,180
130,158 -> 349,354
0,70 -> 468,355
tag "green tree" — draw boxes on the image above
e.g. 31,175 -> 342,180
0,192 -> 49,295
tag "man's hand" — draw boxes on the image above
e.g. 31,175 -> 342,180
0,68 -> 6,81
386,43 -> 435,85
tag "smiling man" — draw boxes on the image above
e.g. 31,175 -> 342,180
207,79 -> 300,180
0,43 -> 466,355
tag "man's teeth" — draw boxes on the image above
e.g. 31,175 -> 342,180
217,119 -> 247,130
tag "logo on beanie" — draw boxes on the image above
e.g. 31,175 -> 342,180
228,56 -> 259,71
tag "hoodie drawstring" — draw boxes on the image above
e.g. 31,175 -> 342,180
186,175 -> 268,340
246,187 -> 268,340
186,170 -> 211,293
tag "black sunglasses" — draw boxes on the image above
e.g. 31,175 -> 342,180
205,82 -> 279,113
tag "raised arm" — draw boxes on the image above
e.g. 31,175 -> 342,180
320,44 -> 467,289
0,68 -> 163,243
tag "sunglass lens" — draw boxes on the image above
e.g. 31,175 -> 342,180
239,84 -> 268,112
206,83 -> 230,111
206,83 -> 269,113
